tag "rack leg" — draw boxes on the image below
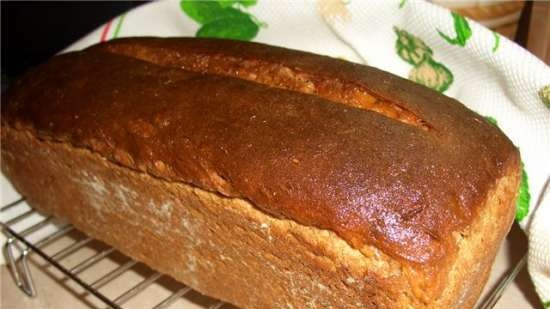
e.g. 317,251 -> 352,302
4,235 -> 36,296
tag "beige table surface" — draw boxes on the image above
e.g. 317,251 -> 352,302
0,222 -> 543,309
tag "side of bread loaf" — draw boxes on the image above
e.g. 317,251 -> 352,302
2,127 -> 518,309
1,38 -> 520,308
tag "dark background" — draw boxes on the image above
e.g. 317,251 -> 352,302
1,1 -> 148,82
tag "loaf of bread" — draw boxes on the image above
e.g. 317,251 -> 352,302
1,37 -> 520,308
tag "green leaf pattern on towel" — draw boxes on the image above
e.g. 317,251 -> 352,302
485,116 -> 498,126
492,31 -> 500,53
437,12 -> 472,47
399,0 -> 406,9
395,27 -> 433,66
539,85 -> 550,108
180,0 -> 263,41
485,116 -> 531,222
409,57 -> 453,93
516,162 -> 531,221
394,27 -> 453,92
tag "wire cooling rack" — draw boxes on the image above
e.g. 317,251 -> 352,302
1,197 -> 528,309
1,198 -> 226,309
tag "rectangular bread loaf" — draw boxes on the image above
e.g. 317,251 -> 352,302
1,38 -> 520,309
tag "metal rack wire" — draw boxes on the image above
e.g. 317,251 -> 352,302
1,197 -> 527,309
1,198 -> 226,309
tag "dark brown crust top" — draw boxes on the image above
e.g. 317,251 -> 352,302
1,38 -> 520,265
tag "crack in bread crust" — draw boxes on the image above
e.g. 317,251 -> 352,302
97,42 -> 429,129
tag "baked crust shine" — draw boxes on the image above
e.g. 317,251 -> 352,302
1,129 -> 519,308
2,38 -> 519,265
1,37 -> 521,308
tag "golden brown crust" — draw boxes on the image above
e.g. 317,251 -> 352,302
1,128 -> 519,308
436,169 -> 519,308
2,38 -> 519,266
92,38 -> 427,128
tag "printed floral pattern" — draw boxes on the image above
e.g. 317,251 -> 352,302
437,12 -> 472,47
180,0 -> 264,41
492,31 -> 500,53
516,162 -> 531,221
399,0 -> 406,9
394,27 -> 453,92
539,85 -> 550,108
318,0 -> 351,22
